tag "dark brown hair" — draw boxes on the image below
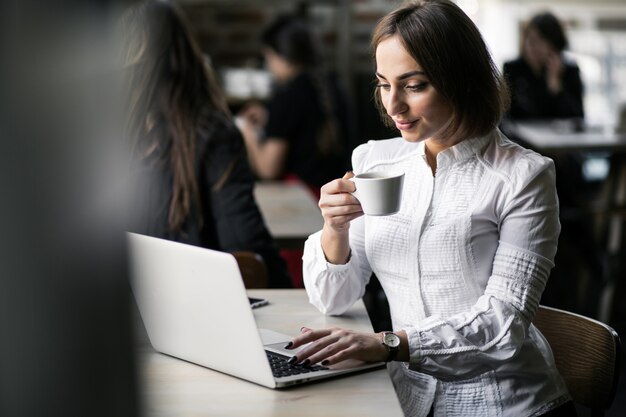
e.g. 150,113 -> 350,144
122,0 -> 229,231
526,12 -> 568,52
371,0 -> 509,140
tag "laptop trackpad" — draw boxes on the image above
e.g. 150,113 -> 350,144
260,328 -> 318,357
259,328 -> 291,345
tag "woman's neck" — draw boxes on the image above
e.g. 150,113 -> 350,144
424,135 -> 466,175
276,65 -> 303,85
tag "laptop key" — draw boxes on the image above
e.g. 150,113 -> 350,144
266,351 -> 329,378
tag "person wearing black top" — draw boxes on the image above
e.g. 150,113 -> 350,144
122,0 -> 291,288
262,70 -> 353,191
503,12 -> 584,120
238,15 -> 354,195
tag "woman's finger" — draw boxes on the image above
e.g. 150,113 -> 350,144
292,333 -> 343,364
320,178 -> 356,196
319,192 -> 360,209
318,345 -> 358,366
306,338 -> 353,365
320,204 -> 363,218
288,328 -> 332,349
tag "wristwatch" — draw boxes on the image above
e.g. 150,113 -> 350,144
381,331 -> 400,362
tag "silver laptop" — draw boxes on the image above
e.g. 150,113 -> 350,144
127,232 -> 383,389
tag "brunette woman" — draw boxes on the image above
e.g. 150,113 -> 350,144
123,0 -> 291,288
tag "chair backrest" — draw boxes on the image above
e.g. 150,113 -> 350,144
232,251 -> 268,289
533,305 -> 621,414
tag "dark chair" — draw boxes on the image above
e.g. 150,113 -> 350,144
232,251 -> 268,288
533,305 -> 621,417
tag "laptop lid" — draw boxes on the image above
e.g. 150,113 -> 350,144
127,232 -> 276,388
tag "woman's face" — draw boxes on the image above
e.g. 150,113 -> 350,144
263,47 -> 297,83
523,26 -> 553,69
375,35 -> 453,143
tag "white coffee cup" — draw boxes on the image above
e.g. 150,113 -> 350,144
350,171 -> 405,216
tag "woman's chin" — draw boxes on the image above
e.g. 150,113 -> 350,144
399,131 -> 425,143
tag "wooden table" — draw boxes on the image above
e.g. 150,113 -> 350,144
254,181 -> 324,249
137,289 -> 403,417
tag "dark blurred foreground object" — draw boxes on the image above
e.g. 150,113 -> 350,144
534,306 -> 621,417
0,1 -> 138,416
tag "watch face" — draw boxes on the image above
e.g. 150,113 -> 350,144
384,332 -> 400,348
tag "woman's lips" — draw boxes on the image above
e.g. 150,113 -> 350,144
394,119 -> 418,131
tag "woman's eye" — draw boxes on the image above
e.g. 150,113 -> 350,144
375,84 -> 391,91
407,83 -> 428,92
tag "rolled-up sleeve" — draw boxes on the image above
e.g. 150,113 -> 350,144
405,157 -> 560,379
302,215 -> 373,315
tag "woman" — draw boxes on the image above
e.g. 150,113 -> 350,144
504,11 -> 584,120
122,0 -> 291,288
285,1 -> 575,415
237,15 -> 353,195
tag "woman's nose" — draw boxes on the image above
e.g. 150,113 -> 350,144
386,89 -> 407,116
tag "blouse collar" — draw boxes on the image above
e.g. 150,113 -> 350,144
417,132 -> 493,169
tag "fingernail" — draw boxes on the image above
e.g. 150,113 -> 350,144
288,356 -> 298,365
321,360 -> 329,366
298,359 -> 311,367
284,342 -> 293,349
300,326 -> 308,333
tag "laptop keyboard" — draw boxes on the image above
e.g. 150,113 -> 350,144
265,350 -> 329,378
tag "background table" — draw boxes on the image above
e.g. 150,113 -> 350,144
506,120 -> 626,153
137,289 -> 403,417
253,181 -> 323,250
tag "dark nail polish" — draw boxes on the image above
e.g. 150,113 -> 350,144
298,359 -> 311,367
288,356 -> 298,365
284,342 -> 293,349
321,360 -> 329,366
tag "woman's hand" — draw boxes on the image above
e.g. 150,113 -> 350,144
319,172 -> 363,264
286,327 -> 387,366
319,172 -> 363,234
237,102 -> 268,130
545,50 -> 564,94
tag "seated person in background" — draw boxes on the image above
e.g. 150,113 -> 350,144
122,0 -> 291,288
237,15 -> 354,197
504,11 -> 584,120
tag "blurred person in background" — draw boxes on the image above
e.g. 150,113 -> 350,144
122,0 -> 291,288
503,11 -> 584,121
237,15 -> 354,198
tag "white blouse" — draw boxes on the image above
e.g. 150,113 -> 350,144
302,130 -> 570,417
